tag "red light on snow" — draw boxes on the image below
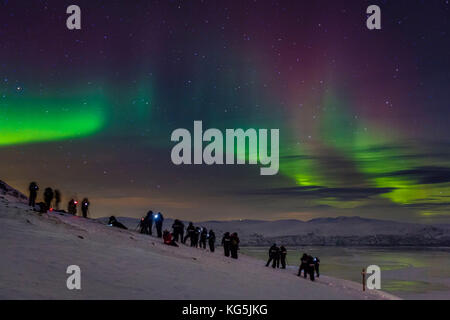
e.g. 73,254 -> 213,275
49,208 -> 53,212
74,201 -> 78,204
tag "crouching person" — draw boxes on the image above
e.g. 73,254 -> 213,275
163,230 -> 178,247
35,202 -> 47,214
108,216 -> 128,230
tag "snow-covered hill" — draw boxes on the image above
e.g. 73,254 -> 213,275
0,181 -> 396,300
0,180 -> 27,203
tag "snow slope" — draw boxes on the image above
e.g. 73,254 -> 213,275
0,190 -> 398,300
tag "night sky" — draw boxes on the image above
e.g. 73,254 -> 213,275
0,0 -> 449,223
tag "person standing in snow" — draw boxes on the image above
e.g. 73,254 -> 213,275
298,253 -> 309,278
68,199 -> 77,215
221,232 -> 231,257
154,212 -> 164,238
28,182 -> 39,207
199,228 -> 208,249
208,229 -> 216,252
192,226 -> 201,248
313,256 -> 320,278
230,232 -> 240,259
140,211 -> 153,235
184,222 -> 195,246
54,189 -> 61,210
265,244 -> 280,268
178,220 -> 185,243
307,255 -> 316,281
172,219 -> 185,243
81,198 -> 90,218
280,245 -> 288,269
43,187 -> 54,210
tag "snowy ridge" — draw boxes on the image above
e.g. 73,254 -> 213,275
0,180 -> 28,203
0,180 -> 398,299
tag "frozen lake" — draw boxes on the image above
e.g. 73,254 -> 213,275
241,246 -> 450,299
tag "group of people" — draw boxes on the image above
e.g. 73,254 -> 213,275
298,253 -> 320,281
28,181 -> 321,278
138,210 -> 165,238
28,182 -> 90,218
182,222 -> 217,252
265,244 -> 288,269
265,245 -> 320,281
221,232 -> 240,259
130,213 -> 242,259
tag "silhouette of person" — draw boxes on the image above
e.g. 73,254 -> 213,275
221,232 -> 231,257
313,256 -> 320,277
307,255 -> 315,281
81,198 -> 90,218
298,253 -> 309,278
172,219 -> 185,243
184,222 -> 195,246
43,187 -> 54,211
199,228 -> 208,249
54,189 -> 61,210
28,182 -> 39,207
163,230 -> 178,247
280,245 -> 287,269
178,220 -> 185,243
68,199 -> 77,215
154,212 -> 164,238
208,229 -> 216,252
266,244 -> 280,268
108,216 -> 128,229
35,202 -> 47,213
193,226 -> 201,248
230,232 -> 240,259
140,211 -> 153,235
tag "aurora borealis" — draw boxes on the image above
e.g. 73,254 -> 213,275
0,91 -> 107,145
0,0 -> 449,222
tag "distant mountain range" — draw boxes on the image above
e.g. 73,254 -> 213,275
98,215 -> 450,247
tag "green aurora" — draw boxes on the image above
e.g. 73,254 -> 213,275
0,92 -> 107,146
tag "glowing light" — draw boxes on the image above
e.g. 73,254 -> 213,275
0,92 -> 107,146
